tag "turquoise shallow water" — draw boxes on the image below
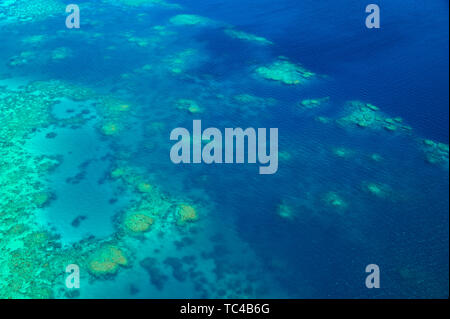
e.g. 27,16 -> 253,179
0,0 -> 448,299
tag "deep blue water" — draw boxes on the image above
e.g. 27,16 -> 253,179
0,0 -> 448,299
178,0 -> 449,142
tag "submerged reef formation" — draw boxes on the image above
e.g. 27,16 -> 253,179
124,213 -> 154,234
26,80 -> 96,102
233,94 -> 277,108
276,201 -> 297,220
175,98 -> 203,114
299,97 -> 330,109
228,93 -> 278,117
255,58 -> 315,85
332,147 -> 355,159
87,245 -> 128,277
101,122 -> 120,136
323,192 -> 348,212
0,0 -> 447,299
176,204 -> 198,225
8,51 -> 37,67
96,96 -> 135,137
362,182 -> 394,200
170,14 -> 214,27
336,100 -> 449,173
0,88 -> 52,143
224,29 -> 273,45
421,139 -> 449,169
107,163 -> 263,298
338,101 -> 412,133
1,0 -> 65,23
111,164 -> 199,230
51,47 -> 73,61
21,35 -> 47,46
370,153 -> 384,162
164,49 -> 203,74
0,81 -> 94,298
278,151 -> 292,162
0,76 -> 211,297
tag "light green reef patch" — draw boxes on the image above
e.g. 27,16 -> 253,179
337,100 -> 413,133
51,47 -> 73,61
8,51 -> 37,67
87,245 -> 128,277
278,151 -> 292,161
255,58 -> 316,85
176,98 -> 203,114
233,94 -> 277,108
170,14 -> 214,27
362,182 -> 394,200
2,0 -> 65,22
21,35 -> 46,46
323,192 -> 348,212
370,153 -> 384,162
332,147 -> 354,159
224,29 -> 273,45
420,138 -> 449,170
315,116 -> 332,124
276,201 -> 296,220
299,97 -> 330,109
164,49 -> 202,74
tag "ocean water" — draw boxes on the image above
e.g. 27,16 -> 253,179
0,0 -> 448,299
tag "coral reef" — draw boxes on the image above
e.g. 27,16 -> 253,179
256,58 -> 315,85
0,80 -> 129,297
176,98 -> 203,114
170,14 -> 213,27
51,47 -> 73,61
338,101 -> 382,128
8,51 -> 37,67
278,151 -> 292,161
95,97 -> 135,137
332,147 -> 354,159
0,0 -> 446,300
164,49 -> 201,74
124,213 -> 154,234
101,122 -> 120,136
362,182 -> 393,199
87,245 -> 128,277
323,192 -> 348,212
21,35 -> 46,46
299,97 -> 330,109
370,153 -> 384,162
0,72 -> 225,299
233,94 -> 277,109
421,139 -> 449,169
0,80 -> 102,297
32,192 -> 52,208
224,29 -> 273,45
26,80 -> 96,102
338,101 -> 412,133
315,116 -> 332,124
2,0 -> 65,22
111,166 -> 159,199
177,204 -> 198,225
276,201 -> 296,220
137,182 -> 153,193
